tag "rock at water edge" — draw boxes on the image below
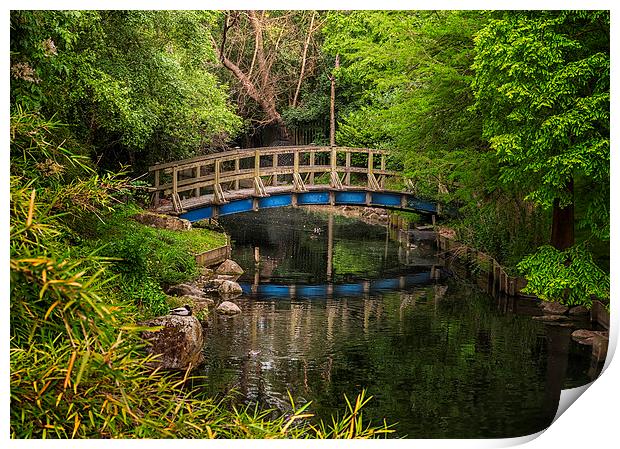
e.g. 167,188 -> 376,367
542,301 -> 569,315
218,280 -> 243,295
140,314 -> 204,370
215,259 -> 244,276
216,301 -> 242,315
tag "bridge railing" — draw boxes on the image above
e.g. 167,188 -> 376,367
149,146 -> 400,210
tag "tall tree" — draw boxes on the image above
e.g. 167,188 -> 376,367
472,11 -> 610,250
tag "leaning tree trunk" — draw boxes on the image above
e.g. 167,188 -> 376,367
550,177 -> 575,251
217,11 -> 289,142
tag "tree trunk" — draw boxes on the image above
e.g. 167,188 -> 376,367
217,11 -> 289,142
292,12 -> 316,108
550,177 -> 575,250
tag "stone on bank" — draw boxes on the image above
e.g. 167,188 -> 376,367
216,301 -> 242,315
140,314 -> 204,370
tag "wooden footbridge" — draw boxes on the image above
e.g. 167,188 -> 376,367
149,146 -> 439,222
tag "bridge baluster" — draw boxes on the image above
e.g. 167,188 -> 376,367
345,151 -> 351,186
329,147 -> 343,190
234,158 -> 240,190
309,151 -> 315,184
153,169 -> 160,207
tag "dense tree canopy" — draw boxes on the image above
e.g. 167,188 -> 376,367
11,11 -> 242,170
472,11 -> 610,246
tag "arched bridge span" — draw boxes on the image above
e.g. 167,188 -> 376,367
149,146 -> 439,221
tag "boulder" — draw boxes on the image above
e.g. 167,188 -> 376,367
218,280 -> 243,295
216,301 -> 242,315
133,212 -> 191,231
215,259 -> 244,276
569,306 -> 590,316
571,329 -> 609,346
542,301 -> 569,315
167,283 -> 205,298
140,314 -> 204,369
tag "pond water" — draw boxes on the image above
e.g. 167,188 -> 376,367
201,207 -> 600,438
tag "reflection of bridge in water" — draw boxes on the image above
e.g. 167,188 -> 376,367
238,210 -> 441,285
240,269 -> 443,299
148,146 -> 440,220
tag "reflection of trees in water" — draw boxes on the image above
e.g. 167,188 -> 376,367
220,208 -> 407,284
203,280 -> 592,438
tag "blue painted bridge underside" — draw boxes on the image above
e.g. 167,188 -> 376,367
238,271 -> 433,299
180,190 -> 437,222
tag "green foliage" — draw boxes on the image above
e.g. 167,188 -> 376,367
518,245 -> 609,308
472,11 -> 609,234
81,204 -> 227,315
323,11 -> 489,201
11,10 -> 242,171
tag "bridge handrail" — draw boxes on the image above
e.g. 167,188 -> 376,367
148,146 -> 391,172
149,145 -> 399,210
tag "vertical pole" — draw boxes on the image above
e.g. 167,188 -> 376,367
368,151 -> 374,190
215,160 -> 220,186
331,146 -> 337,171
153,169 -> 160,207
172,166 -> 178,197
234,157 -> 240,190
254,150 -> 260,178
194,167 -> 200,198
309,151 -> 315,184
345,151 -> 351,186
294,151 -> 299,175
272,153 -> 278,186
380,153 -> 386,188
329,55 -> 339,147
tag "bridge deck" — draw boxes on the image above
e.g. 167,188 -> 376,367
154,184 -> 386,214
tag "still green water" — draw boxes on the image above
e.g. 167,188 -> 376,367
201,208 -> 598,438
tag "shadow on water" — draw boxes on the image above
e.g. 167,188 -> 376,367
199,207 -> 601,438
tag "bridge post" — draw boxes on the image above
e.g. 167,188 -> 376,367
254,150 -> 260,178
213,160 -> 227,204
345,151 -> 351,186
153,169 -> 160,207
272,154 -> 278,186
194,167 -> 200,198
253,149 -> 267,196
329,147 -> 343,189
292,151 -> 306,191
309,151 -> 315,184
234,157 -> 240,190
380,154 -> 386,189
171,166 -> 182,212
367,151 -> 380,190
